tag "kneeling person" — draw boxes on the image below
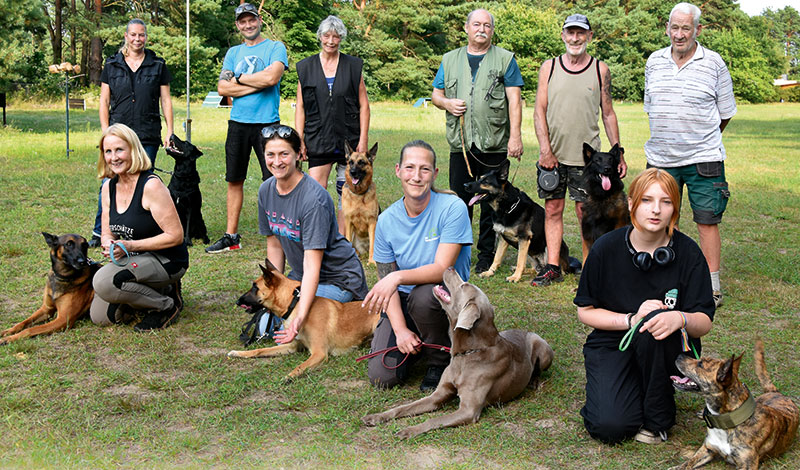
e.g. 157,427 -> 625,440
363,140 -> 472,391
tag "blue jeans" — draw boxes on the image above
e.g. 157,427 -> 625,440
257,283 -> 354,335
93,145 -> 158,236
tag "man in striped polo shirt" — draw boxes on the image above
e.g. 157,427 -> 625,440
644,2 -> 736,308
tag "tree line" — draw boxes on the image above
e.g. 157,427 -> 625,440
1,0 -> 799,104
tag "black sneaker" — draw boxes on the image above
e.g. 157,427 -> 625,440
205,233 -> 241,253
419,365 -> 446,392
474,258 -> 492,274
530,264 -> 563,287
134,305 -> 180,332
88,235 -> 102,248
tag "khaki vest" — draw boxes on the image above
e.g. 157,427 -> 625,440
442,45 -> 514,153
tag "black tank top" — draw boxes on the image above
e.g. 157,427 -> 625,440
109,170 -> 189,266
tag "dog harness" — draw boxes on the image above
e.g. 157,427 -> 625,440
702,388 -> 756,429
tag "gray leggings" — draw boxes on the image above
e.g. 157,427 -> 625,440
90,252 -> 186,325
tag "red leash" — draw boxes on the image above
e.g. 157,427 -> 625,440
356,343 -> 451,370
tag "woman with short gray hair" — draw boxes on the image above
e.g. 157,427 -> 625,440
295,15 -> 370,234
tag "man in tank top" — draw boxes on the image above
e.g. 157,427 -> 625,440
531,13 -> 626,287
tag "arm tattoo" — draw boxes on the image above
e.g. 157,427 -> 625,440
376,261 -> 399,280
219,69 -> 234,81
603,68 -> 612,99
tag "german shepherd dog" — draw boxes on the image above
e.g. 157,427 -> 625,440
1,233 -> 100,344
165,133 -> 209,246
671,340 -> 799,469
464,160 -> 577,282
341,141 -> 379,265
580,143 -> 629,263
227,259 -> 380,381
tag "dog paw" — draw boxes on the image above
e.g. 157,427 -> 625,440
361,414 -> 383,426
479,270 -> 495,278
395,427 -> 419,439
226,350 -> 242,358
505,274 -> 522,283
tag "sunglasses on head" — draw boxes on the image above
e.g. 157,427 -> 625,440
261,125 -> 294,139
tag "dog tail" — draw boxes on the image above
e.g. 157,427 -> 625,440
754,339 -> 778,393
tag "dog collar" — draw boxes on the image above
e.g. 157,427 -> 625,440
702,389 -> 756,429
453,348 -> 483,358
508,197 -> 520,214
282,288 -> 301,320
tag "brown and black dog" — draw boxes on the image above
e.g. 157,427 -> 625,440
671,340 -> 799,469
362,267 -> 553,438
1,233 -> 99,344
580,143 -> 629,263
341,141 -> 379,265
227,259 -> 380,380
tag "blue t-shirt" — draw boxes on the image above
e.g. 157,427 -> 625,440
222,38 -> 289,124
373,191 -> 472,294
432,55 -> 523,89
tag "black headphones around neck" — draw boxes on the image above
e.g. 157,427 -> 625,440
625,226 -> 675,271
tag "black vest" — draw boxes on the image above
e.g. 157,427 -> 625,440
103,49 -> 170,146
296,53 -> 362,156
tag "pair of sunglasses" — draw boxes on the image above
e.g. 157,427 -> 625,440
261,125 -> 294,139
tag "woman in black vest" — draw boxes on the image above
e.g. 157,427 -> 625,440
91,18 -> 174,247
295,15 -> 370,233
89,124 -> 188,332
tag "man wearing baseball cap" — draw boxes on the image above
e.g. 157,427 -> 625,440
207,3 -> 289,254
531,13 -> 626,286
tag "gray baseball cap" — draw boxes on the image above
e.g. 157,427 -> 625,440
235,3 -> 259,20
563,14 -> 591,30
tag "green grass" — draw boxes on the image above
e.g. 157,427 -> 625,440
0,101 -> 799,469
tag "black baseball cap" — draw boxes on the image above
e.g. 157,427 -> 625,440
235,3 -> 259,20
563,14 -> 591,30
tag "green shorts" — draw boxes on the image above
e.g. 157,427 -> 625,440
651,162 -> 730,225
537,164 -> 587,202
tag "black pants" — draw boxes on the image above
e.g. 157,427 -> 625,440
367,284 -> 451,389
449,146 -> 507,263
581,310 -> 685,444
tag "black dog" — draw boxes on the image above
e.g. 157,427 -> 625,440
465,160 -> 579,282
165,134 -> 209,246
580,143 -> 629,263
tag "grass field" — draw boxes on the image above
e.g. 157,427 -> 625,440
0,101 -> 798,469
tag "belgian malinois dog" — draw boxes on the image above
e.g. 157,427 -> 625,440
341,141 -> 379,265
1,233 -> 99,344
227,259 -> 380,381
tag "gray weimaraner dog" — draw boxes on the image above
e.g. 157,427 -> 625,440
362,267 -> 554,438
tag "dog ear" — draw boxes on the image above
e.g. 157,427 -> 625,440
455,302 -> 481,330
368,142 -> 378,163
344,140 -> 354,157
718,353 -> 743,387
609,144 -> 620,164
582,143 -> 595,165
498,159 -> 510,184
42,232 -> 58,248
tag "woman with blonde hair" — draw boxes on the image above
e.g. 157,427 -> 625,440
574,168 -> 714,444
90,124 -> 188,332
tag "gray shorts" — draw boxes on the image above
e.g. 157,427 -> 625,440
537,164 -> 587,202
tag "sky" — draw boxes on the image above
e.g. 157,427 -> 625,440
736,0 -> 799,16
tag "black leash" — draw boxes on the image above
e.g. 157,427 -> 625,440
238,288 -> 301,347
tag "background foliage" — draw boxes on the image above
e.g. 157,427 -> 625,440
0,0 -> 799,103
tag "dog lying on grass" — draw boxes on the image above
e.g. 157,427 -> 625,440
362,267 -> 553,438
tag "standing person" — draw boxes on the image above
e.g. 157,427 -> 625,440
431,8 -> 523,274
644,2 -> 736,308
206,3 -> 289,254
295,15 -> 370,234
90,18 -> 174,247
257,125 -> 368,344
532,13 -> 626,287
363,141 -> 472,391
90,124 -> 188,332
575,168 -> 714,444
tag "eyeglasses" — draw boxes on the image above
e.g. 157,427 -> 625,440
261,125 -> 294,139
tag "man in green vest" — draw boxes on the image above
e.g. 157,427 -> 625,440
532,13 -> 626,287
431,8 -> 524,275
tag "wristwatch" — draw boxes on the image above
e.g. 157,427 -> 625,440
235,73 -> 242,84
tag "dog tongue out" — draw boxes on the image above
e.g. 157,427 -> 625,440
468,194 -> 484,206
351,178 -> 360,186
601,175 -> 611,191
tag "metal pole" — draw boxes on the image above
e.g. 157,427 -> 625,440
65,74 -> 71,158
185,0 -> 192,142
